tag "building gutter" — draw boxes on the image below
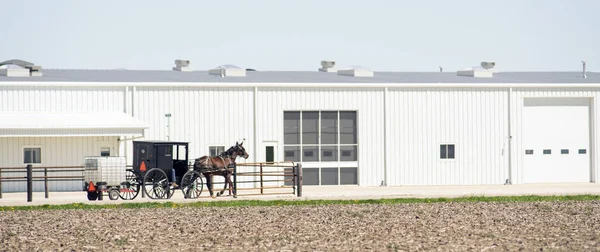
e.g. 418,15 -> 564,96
253,86 -> 258,188
507,87 -> 513,185
383,87 -> 388,186
2,82 -> 600,89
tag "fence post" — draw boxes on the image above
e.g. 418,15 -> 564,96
296,163 -> 302,197
44,168 -> 49,199
0,168 -> 3,199
260,163 -> 264,195
27,164 -> 33,202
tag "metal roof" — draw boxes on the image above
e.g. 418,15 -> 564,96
0,69 -> 598,84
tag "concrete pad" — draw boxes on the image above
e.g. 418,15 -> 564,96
1,183 -> 600,207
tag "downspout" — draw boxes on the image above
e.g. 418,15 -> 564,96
383,87 -> 388,186
254,86 -> 258,188
123,86 -> 129,160
507,87 -> 513,184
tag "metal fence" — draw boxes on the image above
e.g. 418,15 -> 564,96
0,165 -> 85,201
0,162 -> 303,201
234,162 -> 303,197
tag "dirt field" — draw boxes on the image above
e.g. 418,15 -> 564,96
1,200 -> 599,251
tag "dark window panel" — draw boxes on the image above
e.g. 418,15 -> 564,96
340,146 -> 358,161
303,168 -> 320,185
284,112 -> 300,144
284,146 -> 300,162
321,168 -> 339,185
447,144 -> 455,159
302,146 -> 319,162
340,167 -> 358,185
321,111 -> 338,144
321,146 -> 338,162
340,111 -> 357,144
302,111 -> 319,145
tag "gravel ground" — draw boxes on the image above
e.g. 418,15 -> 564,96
1,201 -> 600,251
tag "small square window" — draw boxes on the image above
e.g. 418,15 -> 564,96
543,149 -> 551,155
440,144 -> 455,159
24,147 -> 42,164
209,146 -> 225,157
579,149 -> 587,154
101,147 -> 110,156
561,149 -> 569,154
525,150 -> 534,155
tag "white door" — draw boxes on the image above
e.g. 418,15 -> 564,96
262,142 -> 279,163
261,142 -> 282,186
523,98 -> 590,183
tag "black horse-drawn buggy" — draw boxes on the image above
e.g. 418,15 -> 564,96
85,140 -> 247,200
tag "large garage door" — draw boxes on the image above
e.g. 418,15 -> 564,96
523,98 -> 591,183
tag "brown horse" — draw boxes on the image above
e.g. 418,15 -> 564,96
193,141 -> 249,198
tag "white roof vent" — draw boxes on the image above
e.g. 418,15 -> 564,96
319,60 -> 337,73
337,66 -> 374,77
0,59 -> 42,77
456,61 -> 496,78
172,59 -> 191,72
209,64 -> 246,77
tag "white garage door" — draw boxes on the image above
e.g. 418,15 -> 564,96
523,98 -> 590,183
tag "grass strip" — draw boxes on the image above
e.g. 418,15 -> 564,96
1,194 -> 599,211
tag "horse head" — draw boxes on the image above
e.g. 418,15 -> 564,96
235,141 -> 250,159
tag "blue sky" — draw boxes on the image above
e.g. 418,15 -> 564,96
1,0 -> 598,72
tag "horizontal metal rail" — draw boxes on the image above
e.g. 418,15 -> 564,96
0,165 -> 85,200
231,162 -> 302,198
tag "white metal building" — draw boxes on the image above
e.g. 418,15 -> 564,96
1,59 -> 599,192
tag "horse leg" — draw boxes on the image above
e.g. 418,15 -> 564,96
204,173 -> 215,198
226,172 -> 234,196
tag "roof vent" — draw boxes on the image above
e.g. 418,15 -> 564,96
337,66 -> 374,77
209,64 -> 246,77
0,59 -> 42,77
319,60 -> 337,73
172,59 -> 191,72
457,61 -> 495,78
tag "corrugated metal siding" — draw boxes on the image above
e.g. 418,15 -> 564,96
0,86 -> 126,193
134,87 -> 254,157
257,88 -> 385,186
511,88 -> 600,184
0,136 -> 119,192
134,87 -> 256,188
0,86 -> 125,112
387,88 -> 509,185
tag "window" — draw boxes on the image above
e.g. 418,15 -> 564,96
440,144 -> 455,159
284,111 -> 359,185
561,149 -> 569,154
24,147 -> 42,164
301,167 -> 358,186
100,147 -> 110,157
284,111 -> 358,162
209,146 -> 225,157
579,149 -> 587,154
543,149 -> 551,155
525,150 -> 534,155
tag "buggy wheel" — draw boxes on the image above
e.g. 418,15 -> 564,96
119,170 -> 140,200
108,188 -> 120,200
143,168 -> 169,199
87,191 -> 98,201
181,171 -> 203,199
